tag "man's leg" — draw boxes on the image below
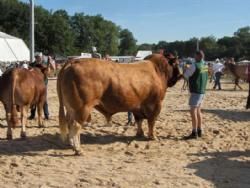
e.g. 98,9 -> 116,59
43,101 -> 49,120
43,86 -> 49,120
214,73 -> 219,89
218,72 -> 222,90
191,107 -> 198,131
127,112 -> 132,125
197,106 -> 202,137
28,105 -> 36,120
184,106 -> 198,140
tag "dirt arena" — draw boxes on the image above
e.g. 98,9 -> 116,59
0,80 -> 249,188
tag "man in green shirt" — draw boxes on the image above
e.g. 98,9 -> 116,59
183,50 -> 208,139
28,52 -> 50,120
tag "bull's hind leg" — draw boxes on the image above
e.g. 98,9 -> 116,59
20,105 -> 29,139
68,106 -> 92,155
4,104 -> 12,140
68,119 -> 82,155
37,101 -> 45,128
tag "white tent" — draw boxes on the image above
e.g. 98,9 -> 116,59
135,50 -> 152,61
0,32 -> 29,62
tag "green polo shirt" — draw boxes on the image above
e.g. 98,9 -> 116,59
188,60 -> 208,94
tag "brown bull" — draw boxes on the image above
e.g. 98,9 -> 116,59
57,54 -> 182,155
0,66 -> 47,139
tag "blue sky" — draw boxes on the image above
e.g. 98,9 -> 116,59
23,0 -> 250,44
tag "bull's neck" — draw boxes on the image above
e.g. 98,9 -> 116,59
158,69 -> 168,91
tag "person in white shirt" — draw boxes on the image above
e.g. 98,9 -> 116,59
212,59 -> 224,90
0,68 -> 3,77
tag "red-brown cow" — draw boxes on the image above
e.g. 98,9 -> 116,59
0,66 -> 47,139
57,54 -> 182,155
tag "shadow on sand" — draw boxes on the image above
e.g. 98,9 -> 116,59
0,130 -> 148,156
187,150 -> 250,188
176,109 -> 250,122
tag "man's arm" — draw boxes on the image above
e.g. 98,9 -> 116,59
184,63 -> 196,80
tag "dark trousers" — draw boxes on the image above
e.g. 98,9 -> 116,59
213,72 -> 222,90
30,101 -> 49,118
128,112 -> 133,123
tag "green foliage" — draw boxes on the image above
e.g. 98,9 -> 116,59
119,29 -> 137,55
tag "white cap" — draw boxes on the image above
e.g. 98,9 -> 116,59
35,52 -> 43,57
22,63 -> 28,69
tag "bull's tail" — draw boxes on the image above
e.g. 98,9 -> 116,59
10,70 -> 19,128
57,68 -> 68,141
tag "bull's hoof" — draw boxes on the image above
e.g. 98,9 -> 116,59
136,131 -> 145,138
20,132 -> 27,139
7,134 -> 13,140
148,135 -> 159,141
74,149 -> 83,156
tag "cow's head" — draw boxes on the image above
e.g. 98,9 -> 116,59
145,53 -> 182,87
31,64 -> 49,80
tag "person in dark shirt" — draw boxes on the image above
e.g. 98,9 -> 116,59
28,52 -> 50,120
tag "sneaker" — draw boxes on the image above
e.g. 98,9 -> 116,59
197,129 -> 202,137
183,131 -> 198,140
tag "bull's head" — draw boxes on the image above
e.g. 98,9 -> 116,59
145,53 -> 182,88
165,54 -> 182,87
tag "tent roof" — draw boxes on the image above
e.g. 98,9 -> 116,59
0,32 -> 18,39
0,31 -> 29,62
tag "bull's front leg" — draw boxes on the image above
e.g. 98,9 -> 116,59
6,113 -> 13,140
135,118 -> 144,137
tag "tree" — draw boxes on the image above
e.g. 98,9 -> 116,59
119,29 -> 137,55
44,10 -> 76,55
71,14 -> 120,55
234,26 -> 250,59
199,36 -> 219,60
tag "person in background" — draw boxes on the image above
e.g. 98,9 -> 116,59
92,47 -> 102,59
183,50 -> 208,139
159,49 -> 164,55
0,68 -> 2,77
21,61 -> 29,69
127,112 -> 133,125
212,59 -> 224,90
48,55 -> 56,76
104,54 -> 111,61
28,52 -> 50,120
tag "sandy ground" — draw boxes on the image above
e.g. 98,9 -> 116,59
0,80 -> 249,188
